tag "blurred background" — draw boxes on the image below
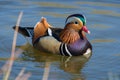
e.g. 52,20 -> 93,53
0,0 -> 120,80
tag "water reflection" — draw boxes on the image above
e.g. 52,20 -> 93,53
17,43 -> 91,79
60,56 -> 90,74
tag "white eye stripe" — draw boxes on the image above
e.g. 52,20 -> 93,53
65,17 -> 83,25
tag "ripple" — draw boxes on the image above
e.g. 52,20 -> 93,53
91,39 -> 116,43
114,53 -> 120,57
76,1 -> 120,17
91,9 -> 120,17
40,12 -> 68,18
33,2 -> 77,9
91,24 -> 111,29
76,1 -> 120,7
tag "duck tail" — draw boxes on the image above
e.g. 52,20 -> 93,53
13,26 -> 34,37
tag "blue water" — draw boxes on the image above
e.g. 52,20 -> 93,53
0,0 -> 120,80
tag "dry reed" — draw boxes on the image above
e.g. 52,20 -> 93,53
3,11 -> 23,80
1,11 -> 31,80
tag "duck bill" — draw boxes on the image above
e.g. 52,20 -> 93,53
82,26 -> 90,34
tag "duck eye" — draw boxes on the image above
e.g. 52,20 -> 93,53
74,21 -> 78,24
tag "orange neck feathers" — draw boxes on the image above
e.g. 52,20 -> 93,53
33,17 -> 51,43
60,28 -> 80,44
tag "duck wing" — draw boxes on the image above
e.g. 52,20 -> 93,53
13,26 -> 63,41
50,27 -> 63,41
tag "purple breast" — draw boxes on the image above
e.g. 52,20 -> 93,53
67,39 -> 88,56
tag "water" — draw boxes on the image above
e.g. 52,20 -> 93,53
0,0 -> 120,80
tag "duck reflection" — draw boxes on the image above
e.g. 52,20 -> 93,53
60,56 -> 90,74
17,43 -> 92,79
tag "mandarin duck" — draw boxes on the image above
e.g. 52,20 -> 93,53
13,14 -> 92,57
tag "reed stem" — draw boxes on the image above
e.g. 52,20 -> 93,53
3,11 -> 23,80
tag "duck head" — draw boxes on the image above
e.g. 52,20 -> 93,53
60,14 -> 90,44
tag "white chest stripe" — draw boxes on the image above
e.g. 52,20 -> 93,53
60,43 -> 72,56
65,44 -> 72,56
60,43 -> 65,56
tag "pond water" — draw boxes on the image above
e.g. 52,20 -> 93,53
0,0 -> 120,80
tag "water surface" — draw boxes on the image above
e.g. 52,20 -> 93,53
0,0 -> 120,80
